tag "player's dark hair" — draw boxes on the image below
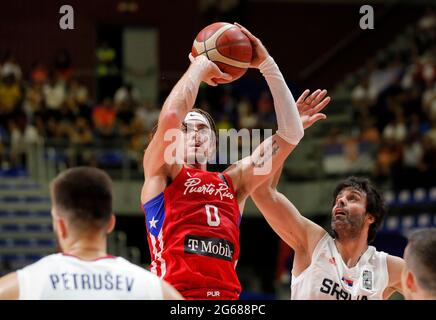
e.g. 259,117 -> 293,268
407,228 -> 436,295
51,167 -> 113,231
332,177 -> 386,243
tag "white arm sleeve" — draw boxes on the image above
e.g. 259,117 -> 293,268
259,56 -> 304,145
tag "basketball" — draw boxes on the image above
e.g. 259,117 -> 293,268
192,22 -> 252,84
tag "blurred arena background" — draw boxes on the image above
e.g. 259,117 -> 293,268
0,0 -> 435,299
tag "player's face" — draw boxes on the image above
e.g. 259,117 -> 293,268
181,120 -> 213,164
331,187 -> 371,238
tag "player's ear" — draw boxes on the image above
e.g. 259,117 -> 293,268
366,212 -> 375,224
57,217 -> 68,239
107,214 -> 116,234
406,271 -> 417,292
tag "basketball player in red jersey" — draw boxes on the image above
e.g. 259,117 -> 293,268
141,23 -> 330,300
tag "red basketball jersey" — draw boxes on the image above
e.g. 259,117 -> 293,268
143,166 -> 241,299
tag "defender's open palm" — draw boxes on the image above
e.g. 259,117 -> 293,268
297,89 -> 330,129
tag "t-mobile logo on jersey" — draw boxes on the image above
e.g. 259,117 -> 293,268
185,235 -> 234,261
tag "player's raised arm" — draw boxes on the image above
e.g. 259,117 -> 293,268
226,24 -> 330,195
252,165 -> 326,255
142,55 -> 231,178
250,88 -> 330,254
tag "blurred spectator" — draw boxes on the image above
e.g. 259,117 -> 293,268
67,78 -> 89,106
423,83 -> 436,120
404,137 -> 423,169
128,117 -> 148,169
382,109 -> 407,142
426,117 -> 436,145
53,49 -> 73,81
135,101 -> 160,132
351,75 -> 377,114
0,74 -> 22,126
1,52 -> 22,81
114,83 -> 140,108
9,116 -> 40,167
237,97 -> 257,129
420,136 -> 436,187
67,117 -> 94,166
220,89 -> 238,127
116,100 -> 135,139
418,6 -> 436,31
359,116 -> 380,143
92,97 -> 118,143
30,60 -> 48,85
256,91 -> 276,130
43,72 -> 66,113
23,83 -> 44,122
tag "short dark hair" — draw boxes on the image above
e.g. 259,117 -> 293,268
407,228 -> 436,295
51,167 -> 113,231
332,176 -> 387,243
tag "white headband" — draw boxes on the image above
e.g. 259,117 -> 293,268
184,111 -> 211,129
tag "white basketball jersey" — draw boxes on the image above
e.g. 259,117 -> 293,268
16,253 -> 163,300
291,233 -> 389,300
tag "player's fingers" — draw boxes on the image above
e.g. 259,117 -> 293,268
234,22 -> 258,42
296,89 -> 310,104
218,73 -> 233,81
188,53 -> 195,63
311,89 -> 328,106
307,114 -> 327,128
205,79 -> 218,87
310,97 -> 331,115
306,89 -> 321,104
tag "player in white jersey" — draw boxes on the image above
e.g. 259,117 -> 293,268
0,167 -> 182,300
252,172 -> 405,300
402,228 -> 436,300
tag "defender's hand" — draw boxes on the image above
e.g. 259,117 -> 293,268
297,89 -> 330,129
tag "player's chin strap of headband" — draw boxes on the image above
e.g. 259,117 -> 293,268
184,111 -> 211,129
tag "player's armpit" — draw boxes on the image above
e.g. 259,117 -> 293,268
0,272 -> 19,300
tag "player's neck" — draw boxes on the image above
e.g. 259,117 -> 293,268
415,290 -> 436,300
185,162 -> 207,171
63,237 -> 108,261
334,238 -> 368,268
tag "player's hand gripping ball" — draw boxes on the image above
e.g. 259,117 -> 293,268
192,22 -> 253,84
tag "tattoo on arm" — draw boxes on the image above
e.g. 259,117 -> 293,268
251,140 -> 280,168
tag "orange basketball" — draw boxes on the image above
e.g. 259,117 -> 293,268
192,22 -> 252,84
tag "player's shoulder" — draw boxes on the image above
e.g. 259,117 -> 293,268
112,257 -> 157,278
386,254 -> 405,268
18,253 -> 62,273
